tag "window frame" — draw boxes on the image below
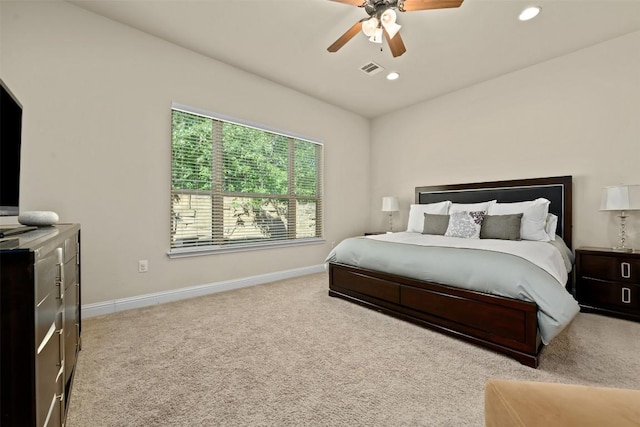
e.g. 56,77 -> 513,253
168,103 -> 324,258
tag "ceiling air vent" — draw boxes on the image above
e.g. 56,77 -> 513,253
359,61 -> 384,76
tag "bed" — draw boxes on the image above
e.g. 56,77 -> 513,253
327,176 -> 579,368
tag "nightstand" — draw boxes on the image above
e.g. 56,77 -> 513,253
364,231 -> 387,236
574,247 -> 640,322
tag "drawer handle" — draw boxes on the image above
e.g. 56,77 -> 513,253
56,364 -> 64,383
622,287 -> 631,304
621,262 -> 631,279
55,247 -> 64,264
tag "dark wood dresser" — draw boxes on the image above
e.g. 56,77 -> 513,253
1,224 -> 81,427
575,247 -> 639,322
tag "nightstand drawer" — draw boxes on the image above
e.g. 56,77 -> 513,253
577,279 -> 640,312
580,254 -> 640,283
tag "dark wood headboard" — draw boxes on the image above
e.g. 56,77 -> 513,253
415,176 -> 573,248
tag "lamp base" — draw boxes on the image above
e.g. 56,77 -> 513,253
613,212 -> 633,253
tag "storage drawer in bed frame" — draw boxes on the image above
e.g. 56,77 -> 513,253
328,262 -> 542,367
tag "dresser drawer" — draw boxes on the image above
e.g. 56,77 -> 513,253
63,257 -> 77,291
580,254 -> 640,283
577,278 -> 640,312
64,236 -> 77,264
36,315 -> 63,427
35,250 -> 60,306
36,290 -> 63,349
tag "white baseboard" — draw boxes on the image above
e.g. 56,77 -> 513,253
82,264 -> 326,318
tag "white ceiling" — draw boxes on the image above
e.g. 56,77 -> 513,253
68,0 -> 640,118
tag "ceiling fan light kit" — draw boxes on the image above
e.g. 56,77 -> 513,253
362,16 -> 379,36
328,0 -> 464,58
380,9 -> 402,39
370,27 -> 384,43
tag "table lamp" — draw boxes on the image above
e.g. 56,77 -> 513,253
382,196 -> 399,232
600,184 -> 640,252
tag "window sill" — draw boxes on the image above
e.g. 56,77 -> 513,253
167,237 -> 325,258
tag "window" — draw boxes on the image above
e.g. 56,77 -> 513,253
170,104 -> 323,256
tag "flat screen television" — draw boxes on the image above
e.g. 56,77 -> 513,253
0,78 -> 23,217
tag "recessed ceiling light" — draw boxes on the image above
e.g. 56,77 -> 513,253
519,6 -> 541,21
386,72 -> 400,81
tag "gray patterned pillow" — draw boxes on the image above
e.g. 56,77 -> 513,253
480,213 -> 523,240
444,211 -> 486,239
422,213 -> 450,235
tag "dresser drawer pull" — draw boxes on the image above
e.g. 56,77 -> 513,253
622,287 -> 631,304
56,364 -> 64,382
56,247 -> 64,264
621,262 -> 631,279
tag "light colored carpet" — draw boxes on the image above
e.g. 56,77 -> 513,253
66,273 -> 640,426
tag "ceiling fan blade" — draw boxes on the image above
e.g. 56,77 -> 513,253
328,21 -> 364,53
328,0 -> 366,6
384,28 -> 407,58
401,0 -> 463,12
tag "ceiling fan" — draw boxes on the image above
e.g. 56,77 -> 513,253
327,0 -> 464,58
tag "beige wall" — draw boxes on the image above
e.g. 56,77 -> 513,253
3,1 -> 639,306
370,30 -> 640,249
1,1 -> 370,304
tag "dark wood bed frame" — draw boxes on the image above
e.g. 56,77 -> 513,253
328,176 -> 573,368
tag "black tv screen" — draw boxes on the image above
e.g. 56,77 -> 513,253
0,78 -> 23,216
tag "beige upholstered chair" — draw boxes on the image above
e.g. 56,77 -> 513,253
485,379 -> 640,427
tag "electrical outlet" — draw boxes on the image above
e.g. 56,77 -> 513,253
138,259 -> 149,273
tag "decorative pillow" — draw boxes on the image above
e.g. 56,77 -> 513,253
449,200 -> 496,213
422,213 -> 450,235
545,213 -> 558,241
488,198 -> 550,242
444,211 -> 486,239
480,213 -> 523,240
406,201 -> 451,233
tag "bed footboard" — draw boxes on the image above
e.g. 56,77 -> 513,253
328,262 -> 543,368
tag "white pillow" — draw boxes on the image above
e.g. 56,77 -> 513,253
406,201 -> 451,233
444,210 -> 486,239
488,198 -> 550,241
450,200 -> 496,213
545,213 -> 558,241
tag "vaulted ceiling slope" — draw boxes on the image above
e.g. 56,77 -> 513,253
69,0 -> 640,118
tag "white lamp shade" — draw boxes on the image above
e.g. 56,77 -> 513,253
600,185 -> 640,211
381,196 -> 399,212
382,21 -> 401,39
362,17 -> 378,37
381,9 -> 401,39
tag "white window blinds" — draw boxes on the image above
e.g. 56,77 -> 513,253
170,105 -> 323,254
